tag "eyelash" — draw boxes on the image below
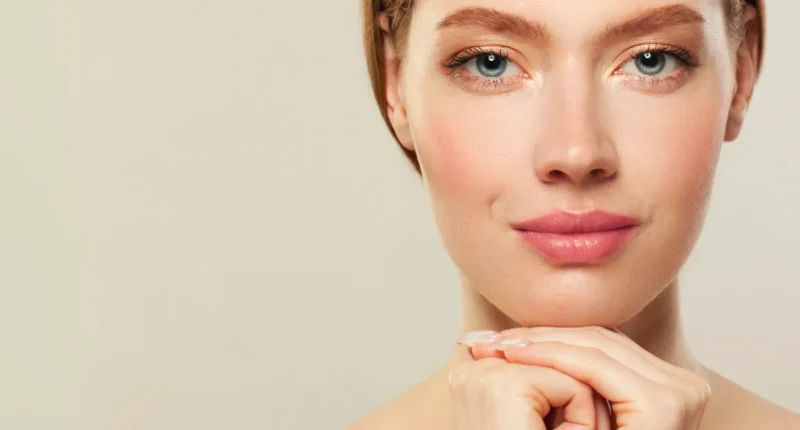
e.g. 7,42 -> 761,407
443,47 -> 525,93
618,43 -> 699,90
442,44 -> 701,93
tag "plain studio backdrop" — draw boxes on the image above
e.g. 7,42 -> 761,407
1,1 -> 798,429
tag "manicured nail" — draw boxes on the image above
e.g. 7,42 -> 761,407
494,338 -> 532,350
458,330 -> 501,346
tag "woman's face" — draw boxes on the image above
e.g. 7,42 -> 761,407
387,0 -> 753,327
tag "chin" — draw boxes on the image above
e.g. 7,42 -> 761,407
481,268 -> 665,329
510,304 -> 634,329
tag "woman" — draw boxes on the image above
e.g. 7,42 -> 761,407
352,0 -> 799,428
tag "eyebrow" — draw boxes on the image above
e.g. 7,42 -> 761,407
436,4 -> 706,43
437,7 -> 548,41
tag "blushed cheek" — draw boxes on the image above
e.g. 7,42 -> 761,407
411,103 -> 513,204
413,110 -> 473,195
410,82 -> 537,202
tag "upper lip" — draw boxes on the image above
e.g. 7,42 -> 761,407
512,210 -> 639,234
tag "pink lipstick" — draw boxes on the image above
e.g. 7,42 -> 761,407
512,210 -> 639,264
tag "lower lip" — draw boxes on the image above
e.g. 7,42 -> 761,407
517,227 -> 638,264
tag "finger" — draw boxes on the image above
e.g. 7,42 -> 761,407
593,391 -> 613,430
458,332 -> 506,359
502,326 -> 676,378
469,337 -> 530,359
504,362 -> 599,429
547,393 -> 615,430
503,341 -> 657,404
504,327 -> 641,353
450,357 -> 599,429
499,327 -> 708,399
490,328 -> 669,384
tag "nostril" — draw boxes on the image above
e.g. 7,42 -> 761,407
548,170 -> 567,181
543,167 -> 616,184
590,168 -> 616,180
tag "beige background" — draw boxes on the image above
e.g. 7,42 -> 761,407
1,1 -> 798,429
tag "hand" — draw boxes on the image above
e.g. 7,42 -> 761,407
449,330 -> 613,430
468,327 -> 712,430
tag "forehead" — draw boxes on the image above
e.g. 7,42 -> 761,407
411,0 -> 723,43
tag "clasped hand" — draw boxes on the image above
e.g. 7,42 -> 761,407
450,326 -> 711,430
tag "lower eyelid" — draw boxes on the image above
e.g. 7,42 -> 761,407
618,69 -> 691,91
451,72 -> 527,93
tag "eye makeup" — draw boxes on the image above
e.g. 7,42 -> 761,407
437,38 -> 704,95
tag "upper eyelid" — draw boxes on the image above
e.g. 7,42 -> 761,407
620,48 -> 698,72
626,43 -> 691,57
446,43 -> 695,66
445,47 -> 520,66
447,53 -> 525,80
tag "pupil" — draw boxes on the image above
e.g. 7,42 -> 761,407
636,52 -> 666,75
641,52 -> 657,68
477,54 -> 506,77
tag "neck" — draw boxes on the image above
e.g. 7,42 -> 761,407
616,279 -> 702,372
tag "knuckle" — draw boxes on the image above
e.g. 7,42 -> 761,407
693,378 -> 713,405
447,363 -> 471,392
583,345 -> 609,363
477,366 -> 512,399
660,387 -> 686,413
673,372 -> 712,406
448,358 -> 505,393
574,379 -> 594,400
528,386 -> 551,417
477,365 -> 506,388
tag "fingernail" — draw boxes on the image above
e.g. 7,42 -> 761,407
458,330 -> 501,346
494,338 -> 532,350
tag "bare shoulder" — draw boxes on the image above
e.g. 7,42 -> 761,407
345,401 -> 413,430
709,371 -> 800,429
346,376 -> 447,430
736,384 -> 800,427
760,402 -> 800,428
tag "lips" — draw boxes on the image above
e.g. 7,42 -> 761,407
512,210 -> 640,264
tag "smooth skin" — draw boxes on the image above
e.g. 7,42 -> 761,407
350,0 -> 800,428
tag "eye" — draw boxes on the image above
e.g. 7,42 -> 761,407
620,51 -> 682,77
465,53 -> 522,79
442,47 -> 530,94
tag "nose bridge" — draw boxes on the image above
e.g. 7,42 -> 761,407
533,66 -> 618,186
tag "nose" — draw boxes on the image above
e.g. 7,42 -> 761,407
533,80 -> 619,187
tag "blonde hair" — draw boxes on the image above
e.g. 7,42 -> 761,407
361,0 -> 765,174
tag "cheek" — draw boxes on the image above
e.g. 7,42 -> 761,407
414,111 -> 477,194
617,88 -> 728,213
409,95 -> 531,204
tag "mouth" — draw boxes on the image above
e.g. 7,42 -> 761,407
511,210 -> 640,265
